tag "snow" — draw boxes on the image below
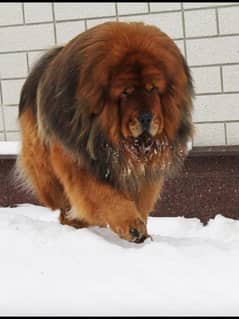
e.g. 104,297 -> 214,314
0,141 -> 20,155
1,204 -> 239,315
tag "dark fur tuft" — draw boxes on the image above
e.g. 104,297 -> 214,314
19,47 -> 63,117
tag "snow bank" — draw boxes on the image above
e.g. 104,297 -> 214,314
0,204 -> 239,316
0,141 -> 20,155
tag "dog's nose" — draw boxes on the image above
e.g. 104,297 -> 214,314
138,112 -> 152,131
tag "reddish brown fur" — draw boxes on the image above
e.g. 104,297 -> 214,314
18,110 -> 69,211
18,22 -> 194,243
19,107 -> 163,241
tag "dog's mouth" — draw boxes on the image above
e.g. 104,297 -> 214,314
122,131 -> 169,160
131,132 -> 155,155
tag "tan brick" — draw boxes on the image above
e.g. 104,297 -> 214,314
193,123 -> 225,146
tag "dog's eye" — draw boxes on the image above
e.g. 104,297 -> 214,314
145,83 -> 155,93
123,86 -> 135,95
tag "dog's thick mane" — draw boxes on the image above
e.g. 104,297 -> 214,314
19,22 -> 194,197
76,130 -> 191,197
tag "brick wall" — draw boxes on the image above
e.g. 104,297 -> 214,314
0,2 -> 239,146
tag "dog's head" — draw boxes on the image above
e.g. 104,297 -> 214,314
39,22 -> 194,166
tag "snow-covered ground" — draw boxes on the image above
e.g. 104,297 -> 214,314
1,204 -> 239,316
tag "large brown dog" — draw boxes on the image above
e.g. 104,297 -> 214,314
17,22 -> 194,243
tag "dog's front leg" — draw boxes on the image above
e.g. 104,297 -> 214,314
50,142 -> 149,243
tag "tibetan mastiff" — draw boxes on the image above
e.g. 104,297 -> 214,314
17,22 -> 194,243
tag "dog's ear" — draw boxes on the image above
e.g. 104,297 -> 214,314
38,27 -> 110,153
175,53 -> 195,145
19,47 -> 63,118
160,51 -> 194,145
38,50 -> 84,150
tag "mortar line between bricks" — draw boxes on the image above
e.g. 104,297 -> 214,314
0,129 -> 19,133
215,7 -> 220,35
195,120 -> 239,125
0,3 -> 238,28
1,32 -> 239,55
183,3 -> 239,11
52,3 -> 239,19
224,123 -> 228,145
84,19 -> 87,30
186,33 -> 239,40
20,2 -> 32,86
21,3 -> 26,24
0,82 -> 7,141
196,91 -> 239,96
2,119 -> 239,134
220,66 -> 224,93
189,62 -> 239,68
51,3 -> 57,45
1,88 -> 239,105
1,49 -> 239,69
26,52 -> 30,74
0,49 -> 46,55
115,3 -> 119,22
1,77 -> 27,81
181,2 -> 187,61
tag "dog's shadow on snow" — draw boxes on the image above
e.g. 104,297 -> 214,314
88,227 -> 158,248
88,227 -> 198,248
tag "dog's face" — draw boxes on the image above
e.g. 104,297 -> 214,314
111,63 -> 164,140
104,56 -> 166,159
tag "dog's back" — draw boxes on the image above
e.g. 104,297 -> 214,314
19,47 -> 63,117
